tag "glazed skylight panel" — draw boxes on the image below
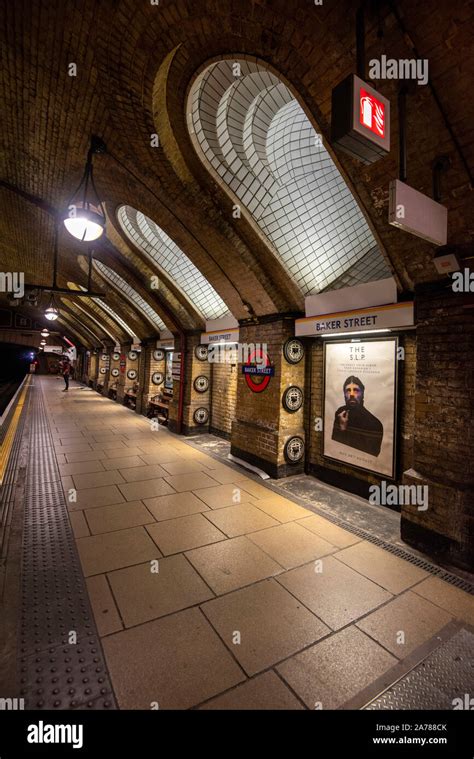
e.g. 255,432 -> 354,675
72,300 -> 119,344
93,260 -> 166,332
94,298 -> 137,339
136,213 -> 227,319
117,206 -> 228,319
76,283 -> 137,339
188,59 -> 391,294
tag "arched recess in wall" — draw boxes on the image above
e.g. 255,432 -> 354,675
104,207 -> 203,332
92,260 -> 170,338
186,58 -> 393,296
116,205 -> 231,322
62,294 -> 120,344
66,282 -> 138,343
75,249 -> 178,338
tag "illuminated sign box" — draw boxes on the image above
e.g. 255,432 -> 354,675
201,327 -> 239,345
331,74 -> 390,164
389,179 -> 448,246
295,302 -> 414,337
156,338 -> 174,349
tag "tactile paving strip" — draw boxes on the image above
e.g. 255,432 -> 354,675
18,380 -> 117,710
364,628 -> 474,710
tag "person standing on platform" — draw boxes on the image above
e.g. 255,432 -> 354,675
61,356 -> 71,392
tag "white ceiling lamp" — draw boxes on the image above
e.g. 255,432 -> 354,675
62,136 -> 107,242
44,293 -> 59,321
64,204 -> 105,242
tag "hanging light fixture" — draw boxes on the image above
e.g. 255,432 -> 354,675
62,135 -> 107,242
41,329 -> 50,337
44,293 -> 59,321
40,340 -> 46,346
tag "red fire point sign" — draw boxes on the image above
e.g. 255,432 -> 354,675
331,74 -> 390,164
359,88 -> 385,138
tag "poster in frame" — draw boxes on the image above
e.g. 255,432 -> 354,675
322,337 -> 398,479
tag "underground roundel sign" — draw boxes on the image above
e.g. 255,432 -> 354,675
243,347 -> 274,393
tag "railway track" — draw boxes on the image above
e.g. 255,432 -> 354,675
0,378 -> 24,416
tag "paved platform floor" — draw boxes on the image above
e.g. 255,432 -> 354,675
38,377 -> 474,709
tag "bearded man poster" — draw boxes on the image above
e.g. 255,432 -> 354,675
323,338 -> 398,478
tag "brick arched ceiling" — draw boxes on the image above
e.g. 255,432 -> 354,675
77,247 -> 183,337
74,255 -> 166,341
56,309 -> 101,349
92,260 -> 167,334
81,290 -> 137,341
58,297 -> 119,346
104,209 -> 203,331
65,281 -> 138,343
187,59 -> 392,295
1,0 -> 473,336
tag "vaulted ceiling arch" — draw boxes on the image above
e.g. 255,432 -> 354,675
104,209 -> 202,331
117,205 -> 229,321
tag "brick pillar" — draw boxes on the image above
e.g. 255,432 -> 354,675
115,341 -> 133,404
210,344 -> 238,439
401,287 -> 474,571
76,348 -> 86,383
119,342 -> 141,408
97,345 -> 113,395
167,335 -> 182,433
181,334 -> 211,435
87,351 -> 98,387
230,318 -> 306,478
107,348 -> 120,399
136,339 -> 166,415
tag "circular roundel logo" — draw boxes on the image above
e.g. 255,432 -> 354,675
127,369 -> 137,380
128,350 -> 138,361
112,352 -> 120,361
244,347 -> 272,393
283,338 -> 305,365
195,345 -> 208,361
284,436 -> 305,464
193,407 -> 209,425
153,349 -> 165,362
111,368 -> 119,377
283,386 -> 303,413
99,367 -> 107,375
152,372 -> 164,386
194,375 -> 209,393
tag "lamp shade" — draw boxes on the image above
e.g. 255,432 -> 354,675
45,306 -> 59,321
63,205 -> 105,242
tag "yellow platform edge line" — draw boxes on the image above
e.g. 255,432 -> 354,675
0,377 -> 31,486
